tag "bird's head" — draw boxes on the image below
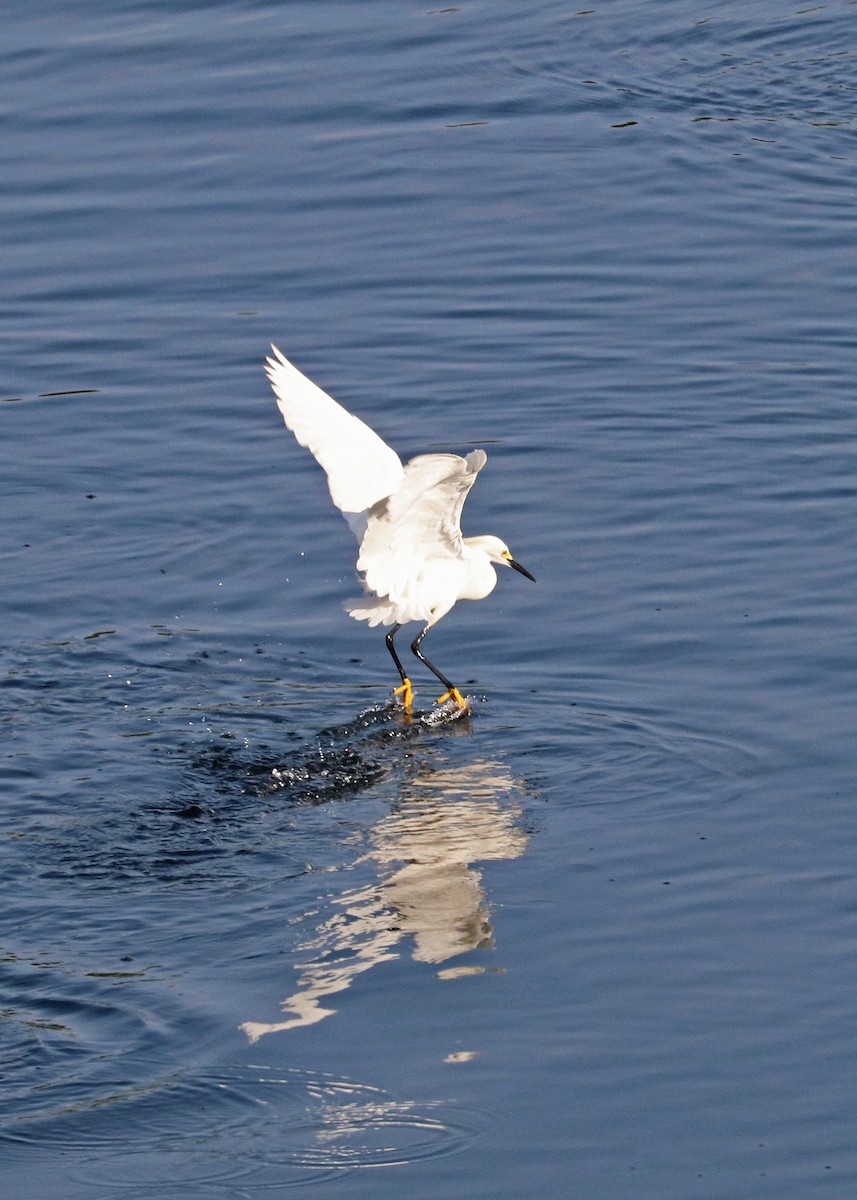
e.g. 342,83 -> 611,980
469,535 -> 536,582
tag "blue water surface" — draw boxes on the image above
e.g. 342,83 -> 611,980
3,1 -> 857,1196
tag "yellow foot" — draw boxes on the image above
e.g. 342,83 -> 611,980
393,678 -> 414,711
435,687 -> 468,711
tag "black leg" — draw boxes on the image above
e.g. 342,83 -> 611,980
385,625 -> 408,684
410,626 -> 467,708
385,625 -> 413,710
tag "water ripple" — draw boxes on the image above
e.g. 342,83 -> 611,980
9,1065 -> 483,1192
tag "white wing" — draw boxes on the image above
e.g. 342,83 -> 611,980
352,450 -> 487,623
266,345 -> 404,534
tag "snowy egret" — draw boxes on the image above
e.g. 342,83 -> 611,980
265,345 -> 535,715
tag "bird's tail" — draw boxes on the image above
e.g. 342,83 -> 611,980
345,597 -> 401,627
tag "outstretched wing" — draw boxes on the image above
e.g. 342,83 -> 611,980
265,345 -> 405,534
353,450 -> 487,621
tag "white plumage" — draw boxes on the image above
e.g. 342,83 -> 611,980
265,344 -> 535,713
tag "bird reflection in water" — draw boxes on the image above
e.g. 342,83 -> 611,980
241,757 -> 529,1040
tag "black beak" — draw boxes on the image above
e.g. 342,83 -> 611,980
508,557 -> 536,582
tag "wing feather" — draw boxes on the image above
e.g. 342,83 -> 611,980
355,450 -> 487,619
265,345 -> 404,530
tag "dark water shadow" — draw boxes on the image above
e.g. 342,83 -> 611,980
187,698 -> 475,812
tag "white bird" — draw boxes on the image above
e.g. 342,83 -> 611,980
265,345 -> 535,715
